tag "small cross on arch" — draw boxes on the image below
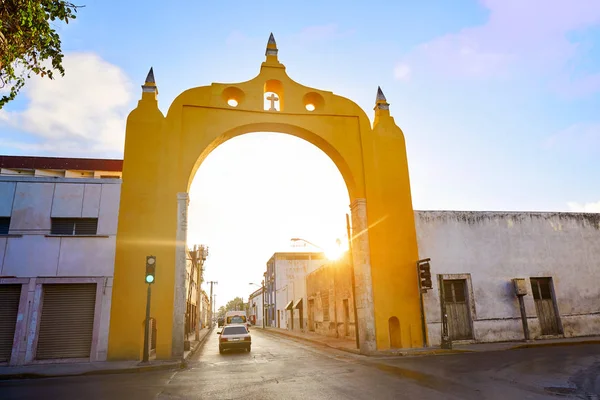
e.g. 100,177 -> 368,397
264,92 -> 280,111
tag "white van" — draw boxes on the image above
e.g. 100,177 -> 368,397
224,311 -> 251,330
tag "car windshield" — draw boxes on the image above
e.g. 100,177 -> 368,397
222,326 -> 247,335
227,316 -> 246,324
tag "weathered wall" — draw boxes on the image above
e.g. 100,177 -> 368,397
305,254 -> 356,339
0,176 -> 120,365
415,211 -> 600,345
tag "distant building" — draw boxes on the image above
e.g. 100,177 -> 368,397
248,286 -> 264,327
0,156 -> 122,365
199,290 -> 210,328
264,251 -> 326,329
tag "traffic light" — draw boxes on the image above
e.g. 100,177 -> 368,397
418,259 -> 432,290
146,255 -> 156,284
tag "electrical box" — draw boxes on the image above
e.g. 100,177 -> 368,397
512,278 -> 528,296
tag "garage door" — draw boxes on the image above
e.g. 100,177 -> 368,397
36,283 -> 97,360
0,285 -> 21,362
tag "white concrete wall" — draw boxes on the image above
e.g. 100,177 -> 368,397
416,211 -> 600,345
273,253 -> 325,330
249,290 -> 264,327
0,176 -> 121,364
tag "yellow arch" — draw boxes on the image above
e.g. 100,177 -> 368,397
108,35 -> 423,360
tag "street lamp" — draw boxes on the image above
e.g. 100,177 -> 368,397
249,282 -> 265,328
290,237 -> 324,251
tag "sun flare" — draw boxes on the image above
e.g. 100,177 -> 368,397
325,238 -> 347,260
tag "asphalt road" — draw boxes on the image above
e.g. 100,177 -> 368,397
0,329 -> 599,399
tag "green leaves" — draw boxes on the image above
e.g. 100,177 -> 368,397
0,1 -> 82,108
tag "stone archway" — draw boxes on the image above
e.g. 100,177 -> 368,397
107,34 -> 424,360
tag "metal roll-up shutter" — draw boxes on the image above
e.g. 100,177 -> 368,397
36,283 -> 97,360
0,285 -> 21,362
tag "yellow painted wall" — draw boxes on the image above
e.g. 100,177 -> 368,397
108,38 -> 423,360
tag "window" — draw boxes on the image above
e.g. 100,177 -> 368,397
51,218 -> 98,235
531,278 -> 553,300
222,326 -> 247,335
321,292 -> 330,321
443,280 -> 467,303
226,315 -> 247,324
0,217 -> 9,235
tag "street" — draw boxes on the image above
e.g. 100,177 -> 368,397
0,329 -> 599,399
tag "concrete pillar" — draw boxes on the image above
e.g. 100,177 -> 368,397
172,192 -> 189,358
350,198 -> 377,354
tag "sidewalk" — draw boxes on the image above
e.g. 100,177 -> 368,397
260,326 -> 600,357
0,325 -> 213,380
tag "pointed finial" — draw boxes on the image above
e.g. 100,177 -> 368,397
145,67 -> 155,84
141,67 -> 158,95
265,32 -> 278,57
376,86 -> 386,102
374,86 -> 389,110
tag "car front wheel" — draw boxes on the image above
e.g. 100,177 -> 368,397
219,347 -> 224,354
247,345 -> 251,352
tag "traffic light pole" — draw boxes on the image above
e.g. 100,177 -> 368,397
142,282 -> 152,363
416,260 -> 428,348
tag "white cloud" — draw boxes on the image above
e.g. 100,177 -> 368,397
567,201 -> 600,212
393,63 -> 411,81
0,52 -> 133,156
397,0 -> 600,86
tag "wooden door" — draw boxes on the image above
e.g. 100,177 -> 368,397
343,299 -> 350,337
308,299 -> 315,331
530,278 -> 560,335
443,280 -> 473,340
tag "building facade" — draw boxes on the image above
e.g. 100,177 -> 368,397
274,211 -> 600,350
304,254 -> 356,339
0,156 -> 208,365
264,251 -> 326,330
417,211 -> 600,347
0,156 -> 122,365
199,290 -> 210,329
248,287 -> 264,327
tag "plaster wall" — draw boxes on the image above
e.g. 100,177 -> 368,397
273,253 -> 325,330
305,255 -> 356,339
0,177 -> 121,365
415,211 -> 600,345
249,289 -> 264,328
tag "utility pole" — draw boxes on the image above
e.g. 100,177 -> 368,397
207,281 -> 218,324
213,294 -> 217,323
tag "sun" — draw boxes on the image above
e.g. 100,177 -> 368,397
325,239 -> 346,260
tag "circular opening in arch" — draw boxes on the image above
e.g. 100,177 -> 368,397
303,92 -> 324,112
221,86 -> 245,107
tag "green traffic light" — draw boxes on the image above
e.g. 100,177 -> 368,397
146,275 -> 155,284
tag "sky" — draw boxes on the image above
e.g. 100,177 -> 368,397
1,0 -> 600,307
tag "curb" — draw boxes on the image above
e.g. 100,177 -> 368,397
261,328 -> 473,357
508,339 -> 600,350
260,328 -> 600,357
181,326 -> 214,368
0,361 -> 181,381
260,327 -> 361,355
0,326 -> 216,381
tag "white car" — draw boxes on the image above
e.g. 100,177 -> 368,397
218,325 -> 251,354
